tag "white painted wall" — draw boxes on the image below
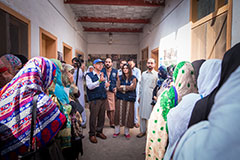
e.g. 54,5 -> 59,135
0,0 -> 87,58
231,0 -> 240,47
87,32 -> 139,55
139,0 -> 191,66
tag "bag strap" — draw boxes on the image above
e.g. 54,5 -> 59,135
76,67 -> 80,86
29,95 -> 38,151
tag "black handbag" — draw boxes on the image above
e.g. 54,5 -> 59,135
19,95 -> 64,160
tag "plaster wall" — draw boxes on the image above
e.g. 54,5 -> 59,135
231,0 -> 240,47
139,0 -> 191,65
87,32 -> 139,55
0,0 -> 87,58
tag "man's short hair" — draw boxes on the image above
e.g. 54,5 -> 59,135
128,58 -> 135,64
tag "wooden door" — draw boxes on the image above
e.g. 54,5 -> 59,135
140,47 -> 148,72
151,48 -> 159,71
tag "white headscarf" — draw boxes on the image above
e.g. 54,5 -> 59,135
165,59 -> 222,160
197,59 -> 222,97
87,65 -> 94,73
172,66 -> 240,160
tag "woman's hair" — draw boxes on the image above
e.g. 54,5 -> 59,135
121,63 -> 132,81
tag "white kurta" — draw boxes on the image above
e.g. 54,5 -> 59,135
139,70 -> 158,119
74,68 -> 85,107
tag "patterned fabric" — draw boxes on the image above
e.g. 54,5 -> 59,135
157,65 -> 167,87
0,54 -> 22,75
167,64 -> 175,79
49,59 -> 72,149
71,111 -> 82,138
114,100 -> 135,128
62,64 -> 74,87
69,84 -> 79,101
145,61 -> 197,160
164,59 -> 222,160
50,59 -> 69,105
173,67 -> 240,160
0,59 -> 5,71
157,64 -> 175,95
0,59 -> 14,88
0,57 -> 66,158
173,61 -> 198,102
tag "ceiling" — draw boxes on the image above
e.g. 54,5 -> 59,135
64,0 -> 165,32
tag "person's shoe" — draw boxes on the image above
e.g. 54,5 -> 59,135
89,136 -> 97,143
80,134 -> 85,139
96,133 -> 107,139
134,123 -> 140,128
112,133 -> 120,138
124,134 -> 131,140
110,125 -> 115,129
81,124 -> 86,129
136,132 -> 146,138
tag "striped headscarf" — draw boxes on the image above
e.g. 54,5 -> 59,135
0,57 -> 66,158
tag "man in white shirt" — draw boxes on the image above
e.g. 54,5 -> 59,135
86,59 -> 110,143
72,57 -> 86,127
128,59 -> 141,128
118,59 -> 127,76
137,58 -> 158,138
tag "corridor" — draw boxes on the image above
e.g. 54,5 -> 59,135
81,107 -> 146,160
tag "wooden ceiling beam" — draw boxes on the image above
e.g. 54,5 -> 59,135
64,0 -> 164,7
78,17 -> 150,23
83,27 -> 143,32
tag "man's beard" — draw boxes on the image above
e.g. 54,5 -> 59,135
106,65 -> 111,69
147,66 -> 153,70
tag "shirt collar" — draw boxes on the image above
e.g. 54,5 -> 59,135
147,69 -> 155,73
93,70 -> 100,75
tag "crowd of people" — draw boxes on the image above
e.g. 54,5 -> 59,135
0,42 -> 239,160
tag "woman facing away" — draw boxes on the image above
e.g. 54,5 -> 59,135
145,61 -> 198,160
113,63 -> 137,139
0,57 -> 66,160
164,59 -> 222,160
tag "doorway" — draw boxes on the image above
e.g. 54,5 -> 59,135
63,42 -> 72,64
40,27 -> 57,59
140,47 -> 148,72
151,48 -> 159,71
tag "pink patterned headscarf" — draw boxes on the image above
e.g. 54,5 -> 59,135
0,57 -> 66,159
0,54 -> 22,75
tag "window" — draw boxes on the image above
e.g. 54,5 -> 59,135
190,0 -> 231,61
0,2 -> 30,58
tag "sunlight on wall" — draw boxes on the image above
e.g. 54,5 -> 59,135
158,23 -> 191,66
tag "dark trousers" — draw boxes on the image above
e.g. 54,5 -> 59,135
107,111 -> 115,126
89,99 -> 106,136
